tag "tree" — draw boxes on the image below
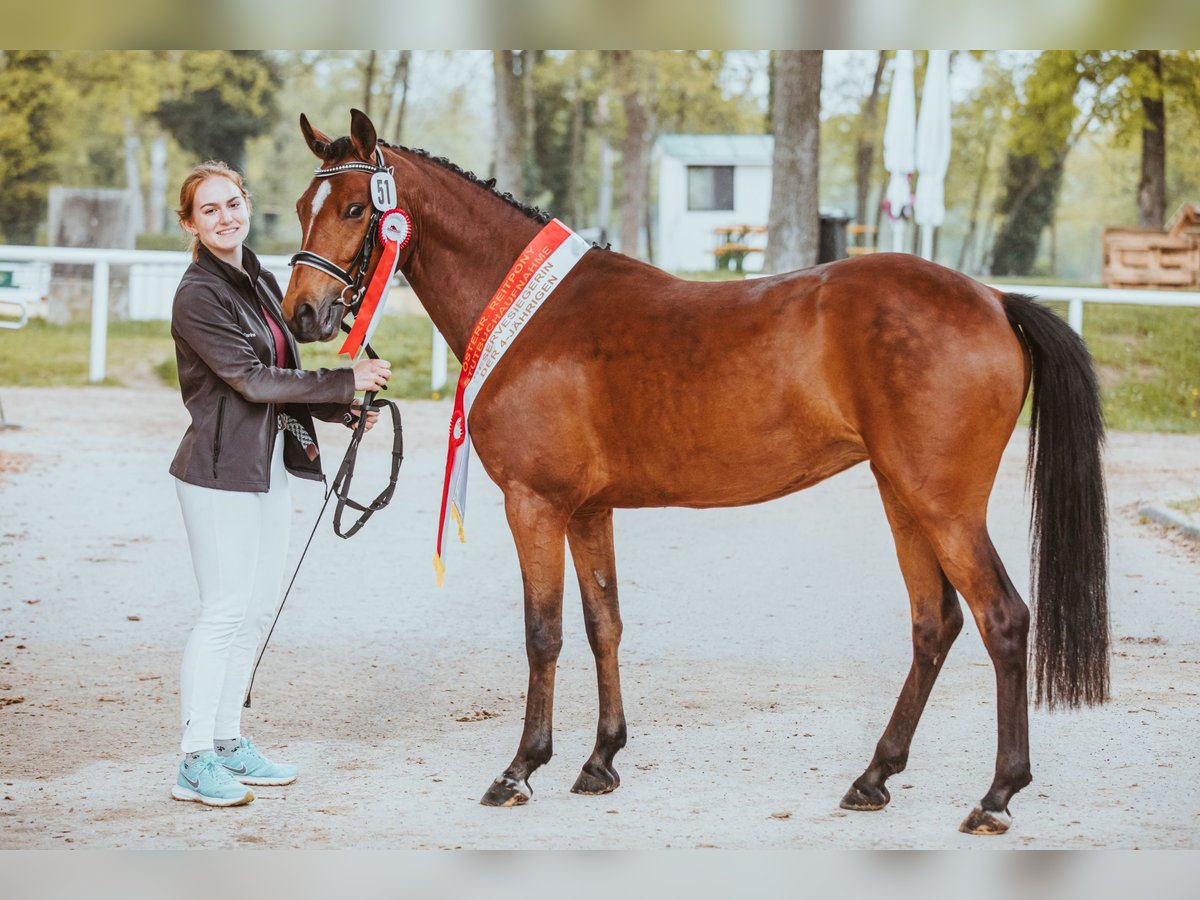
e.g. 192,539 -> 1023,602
1078,51 -> 1200,228
990,52 -> 1084,276
493,50 -> 527,197
153,51 -> 281,172
855,52 -> 888,229
0,51 -> 72,243
765,51 -> 823,273
611,50 -> 650,258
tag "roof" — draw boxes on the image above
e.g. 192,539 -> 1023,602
656,134 -> 774,165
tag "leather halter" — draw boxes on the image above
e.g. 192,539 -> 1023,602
288,147 -> 391,316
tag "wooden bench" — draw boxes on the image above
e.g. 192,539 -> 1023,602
713,242 -> 763,273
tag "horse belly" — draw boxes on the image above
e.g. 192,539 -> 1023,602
593,397 -> 867,508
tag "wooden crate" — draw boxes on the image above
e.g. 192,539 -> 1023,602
1102,227 -> 1200,289
1167,202 -> 1200,240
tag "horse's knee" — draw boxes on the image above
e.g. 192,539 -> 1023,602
583,609 -> 622,655
525,620 -> 563,665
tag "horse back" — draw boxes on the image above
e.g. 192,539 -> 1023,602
468,252 -> 1027,510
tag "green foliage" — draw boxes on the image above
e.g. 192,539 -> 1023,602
0,52 -> 73,243
154,51 -> 282,170
991,52 -> 1084,276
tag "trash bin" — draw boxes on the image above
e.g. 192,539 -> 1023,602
818,210 -> 850,263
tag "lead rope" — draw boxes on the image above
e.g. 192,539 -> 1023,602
244,337 -> 404,708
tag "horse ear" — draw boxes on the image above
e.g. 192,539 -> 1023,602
300,113 -> 332,159
349,108 -> 378,161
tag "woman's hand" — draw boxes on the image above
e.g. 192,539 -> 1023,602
352,358 -> 391,392
345,403 -> 380,433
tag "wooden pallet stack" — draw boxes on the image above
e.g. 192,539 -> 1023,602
1102,202 -> 1200,289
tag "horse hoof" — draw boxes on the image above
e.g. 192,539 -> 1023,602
571,765 -> 619,795
480,775 -> 531,807
958,806 -> 1012,835
839,782 -> 890,812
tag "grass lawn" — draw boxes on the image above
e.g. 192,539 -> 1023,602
0,315 -> 459,400
2,302 -> 1197,432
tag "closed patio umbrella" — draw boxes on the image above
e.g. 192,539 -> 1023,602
883,50 -> 916,253
915,50 -> 952,260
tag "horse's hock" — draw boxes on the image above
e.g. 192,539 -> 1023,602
45,188 -> 136,324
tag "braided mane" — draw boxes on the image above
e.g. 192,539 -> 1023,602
318,136 -> 551,225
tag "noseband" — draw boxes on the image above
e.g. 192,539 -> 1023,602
289,147 -> 393,317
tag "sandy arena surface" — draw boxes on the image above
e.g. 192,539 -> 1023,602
0,384 -> 1197,849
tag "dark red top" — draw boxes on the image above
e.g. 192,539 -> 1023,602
261,305 -> 291,368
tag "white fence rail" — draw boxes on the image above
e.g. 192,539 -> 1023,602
987,282 -> 1200,335
3,244 -> 1200,386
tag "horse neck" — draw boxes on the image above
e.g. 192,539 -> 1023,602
393,154 -> 543,361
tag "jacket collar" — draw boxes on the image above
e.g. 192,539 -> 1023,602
196,242 -> 263,295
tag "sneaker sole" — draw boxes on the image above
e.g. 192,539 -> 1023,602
235,773 -> 298,786
171,785 -> 255,807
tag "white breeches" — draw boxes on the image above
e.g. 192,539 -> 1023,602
175,438 -> 291,753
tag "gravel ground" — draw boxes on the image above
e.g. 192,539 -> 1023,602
0,385 -> 1197,849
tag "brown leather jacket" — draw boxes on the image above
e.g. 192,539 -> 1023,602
169,244 -> 355,492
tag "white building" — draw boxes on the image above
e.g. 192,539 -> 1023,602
654,134 -> 774,274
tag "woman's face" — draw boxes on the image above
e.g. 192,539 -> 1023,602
185,176 -> 249,262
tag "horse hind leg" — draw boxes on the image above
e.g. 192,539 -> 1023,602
842,466 -> 964,813
565,507 -> 627,796
480,488 -> 569,807
890,482 -> 1031,834
932,524 -> 1032,835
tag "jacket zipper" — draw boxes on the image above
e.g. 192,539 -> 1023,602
212,395 -> 226,478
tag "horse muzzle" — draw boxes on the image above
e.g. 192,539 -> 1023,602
290,296 -> 343,343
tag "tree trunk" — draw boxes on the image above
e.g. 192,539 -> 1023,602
147,133 -> 169,234
362,51 -> 377,117
493,50 -> 524,196
1136,50 -> 1166,229
614,50 -> 649,259
855,51 -> 888,228
567,71 -> 585,227
522,51 -> 539,201
766,50 -> 823,273
957,128 -> 994,272
379,50 -> 412,143
123,116 -> 146,234
595,92 -> 614,246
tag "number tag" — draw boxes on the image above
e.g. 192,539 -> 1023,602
370,171 -> 397,211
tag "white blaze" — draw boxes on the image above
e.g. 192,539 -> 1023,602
305,180 -> 332,243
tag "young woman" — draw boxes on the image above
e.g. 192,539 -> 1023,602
168,161 -> 391,806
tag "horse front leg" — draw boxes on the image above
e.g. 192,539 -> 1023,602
480,488 -> 568,807
565,507 -> 626,795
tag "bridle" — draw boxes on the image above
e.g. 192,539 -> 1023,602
289,146 -> 394,320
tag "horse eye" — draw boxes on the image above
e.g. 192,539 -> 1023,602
345,204 -> 366,219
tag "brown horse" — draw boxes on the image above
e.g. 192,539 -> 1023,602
282,110 -> 1109,835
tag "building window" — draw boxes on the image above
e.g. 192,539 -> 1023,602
687,166 -> 734,211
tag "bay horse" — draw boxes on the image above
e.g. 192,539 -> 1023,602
281,110 -> 1109,835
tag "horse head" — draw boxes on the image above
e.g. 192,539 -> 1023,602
282,109 -> 412,342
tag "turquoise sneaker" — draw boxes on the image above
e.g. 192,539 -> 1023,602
219,736 -> 298,786
171,752 -> 255,807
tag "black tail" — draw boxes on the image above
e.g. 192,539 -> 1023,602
1002,293 -> 1109,709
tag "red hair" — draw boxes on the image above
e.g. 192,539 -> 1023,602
175,161 -> 252,259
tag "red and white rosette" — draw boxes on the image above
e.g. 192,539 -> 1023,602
434,219 -> 590,585
339,208 -> 412,359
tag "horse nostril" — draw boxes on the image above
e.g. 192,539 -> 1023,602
296,302 -> 316,334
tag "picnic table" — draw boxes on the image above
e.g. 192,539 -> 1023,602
713,225 -> 766,273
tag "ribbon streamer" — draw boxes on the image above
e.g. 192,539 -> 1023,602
340,209 -> 411,359
434,219 -> 590,585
